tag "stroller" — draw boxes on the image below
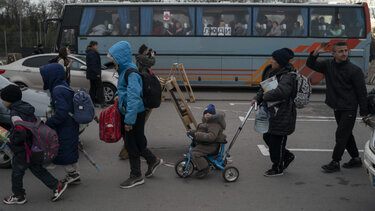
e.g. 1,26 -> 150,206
174,104 -> 256,182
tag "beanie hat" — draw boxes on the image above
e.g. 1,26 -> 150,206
203,104 -> 216,115
1,84 -> 22,103
272,48 -> 294,67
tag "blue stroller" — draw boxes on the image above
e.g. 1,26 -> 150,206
174,104 -> 256,182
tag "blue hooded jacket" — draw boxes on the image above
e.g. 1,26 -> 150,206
108,41 -> 145,125
40,63 -> 79,165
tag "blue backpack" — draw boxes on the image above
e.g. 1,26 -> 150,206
55,86 -> 95,124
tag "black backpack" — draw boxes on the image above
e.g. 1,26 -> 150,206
125,68 -> 161,109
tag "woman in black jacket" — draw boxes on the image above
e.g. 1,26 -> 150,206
252,48 -> 297,177
85,41 -> 104,106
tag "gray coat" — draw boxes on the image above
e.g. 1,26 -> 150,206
254,64 -> 297,136
191,112 -> 226,145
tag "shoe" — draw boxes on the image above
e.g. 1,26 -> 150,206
195,167 -> 210,179
342,157 -> 362,168
283,154 -> 295,170
264,169 -> 283,177
51,181 -> 68,202
70,178 -> 81,185
3,195 -> 27,205
145,158 -> 164,178
61,172 -> 80,185
120,176 -> 145,189
322,161 -> 340,173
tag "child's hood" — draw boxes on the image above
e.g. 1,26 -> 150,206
202,112 -> 226,130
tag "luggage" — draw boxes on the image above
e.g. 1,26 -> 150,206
99,98 -> 122,143
13,118 -> 59,164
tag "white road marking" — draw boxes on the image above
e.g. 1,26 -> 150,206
239,116 -> 362,122
257,144 -> 364,156
229,102 -> 251,106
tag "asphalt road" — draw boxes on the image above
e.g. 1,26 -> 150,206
0,90 -> 374,211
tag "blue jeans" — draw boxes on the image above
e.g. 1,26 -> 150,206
12,152 -> 58,196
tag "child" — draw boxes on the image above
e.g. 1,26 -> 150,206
1,84 -> 67,204
40,63 -> 81,185
188,104 -> 226,178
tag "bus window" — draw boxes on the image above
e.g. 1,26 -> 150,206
140,7 -> 194,36
60,28 -> 77,52
80,7 -> 139,36
253,7 -> 308,37
310,7 -> 365,38
197,7 -> 250,36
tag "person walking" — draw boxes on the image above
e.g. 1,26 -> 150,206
56,47 -> 73,85
251,48 -> 297,177
40,63 -> 81,185
135,44 -> 155,74
1,85 -> 67,204
86,41 -> 105,107
306,41 -> 368,173
107,41 -> 163,188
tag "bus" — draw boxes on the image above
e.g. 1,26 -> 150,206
51,2 -> 372,86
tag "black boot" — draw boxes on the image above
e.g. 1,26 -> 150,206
322,161 -> 340,173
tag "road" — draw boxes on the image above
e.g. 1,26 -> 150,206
0,89 -> 374,211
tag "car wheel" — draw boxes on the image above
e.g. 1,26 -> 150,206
15,82 -> 27,89
0,140 -> 11,169
103,83 -> 116,104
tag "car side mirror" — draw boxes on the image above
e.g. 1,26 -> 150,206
80,65 -> 87,70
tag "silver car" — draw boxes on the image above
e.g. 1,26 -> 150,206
0,53 -> 118,104
0,75 -> 50,168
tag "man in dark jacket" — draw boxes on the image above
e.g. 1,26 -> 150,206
306,41 -> 368,173
252,48 -> 297,177
135,44 -> 155,74
1,85 -> 67,205
40,63 -> 81,184
86,41 -> 105,107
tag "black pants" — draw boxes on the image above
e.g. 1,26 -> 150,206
121,111 -> 156,177
89,79 -> 104,104
12,152 -> 58,196
332,110 -> 359,162
263,133 -> 293,171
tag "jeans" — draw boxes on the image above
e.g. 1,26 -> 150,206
12,152 -> 58,196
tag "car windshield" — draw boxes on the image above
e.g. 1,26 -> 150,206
0,75 -> 12,89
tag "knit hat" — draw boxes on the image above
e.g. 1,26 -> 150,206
203,104 -> 216,115
1,84 -> 22,103
272,48 -> 294,67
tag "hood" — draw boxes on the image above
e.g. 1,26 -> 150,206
40,63 -> 67,91
202,111 -> 226,129
86,47 -> 99,55
108,41 -> 138,75
9,100 -> 35,119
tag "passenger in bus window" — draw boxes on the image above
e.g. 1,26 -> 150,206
152,21 -> 163,35
128,25 -> 139,36
267,21 -> 281,36
111,19 -> 121,36
328,23 -> 344,37
233,22 -> 245,36
318,17 -> 328,36
174,21 -> 184,36
311,17 -> 320,36
290,21 -> 303,36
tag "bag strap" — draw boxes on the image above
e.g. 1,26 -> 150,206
124,68 -> 139,85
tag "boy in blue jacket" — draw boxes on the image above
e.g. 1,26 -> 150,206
2,85 -> 67,204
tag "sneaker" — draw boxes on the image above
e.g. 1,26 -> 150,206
264,169 -> 283,177
120,176 -> 145,189
145,158 -> 164,178
70,178 -> 81,185
3,195 -> 27,205
51,181 -> 68,202
342,157 -> 362,168
283,154 -> 295,170
322,161 -> 340,173
61,172 -> 80,185
195,167 -> 210,179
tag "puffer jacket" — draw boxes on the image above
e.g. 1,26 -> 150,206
135,54 -> 155,73
8,101 -> 36,154
86,48 -> 102,80
191,112 -> 227,145
254,64 -> 297,136
108,41 -> 145,125
40,63 -> 79,165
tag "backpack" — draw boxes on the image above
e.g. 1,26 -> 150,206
13,118 -> 59,164
55,86 -> 95,124
125,69 -> 162,109
99,98 -> 122,143
290,72 -> 312,109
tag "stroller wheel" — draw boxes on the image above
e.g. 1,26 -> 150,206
223,166 -> 239,182
175,158 -> 194,178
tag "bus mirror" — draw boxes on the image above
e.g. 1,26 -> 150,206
80,65 -> 87,70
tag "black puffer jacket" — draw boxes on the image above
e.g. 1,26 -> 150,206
8,101 -> 36,154
86,48 -> 101,80
254,64 -> 297,136
306,52 -> 368,116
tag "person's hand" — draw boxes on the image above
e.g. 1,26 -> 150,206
362,116 -> 369,123
313,42 -> 330,56
67,60 -> 74,68
125,125 -> 133,132
151,51 -> 155,57
187,129 -> 194,137
251,99 -> 258,106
